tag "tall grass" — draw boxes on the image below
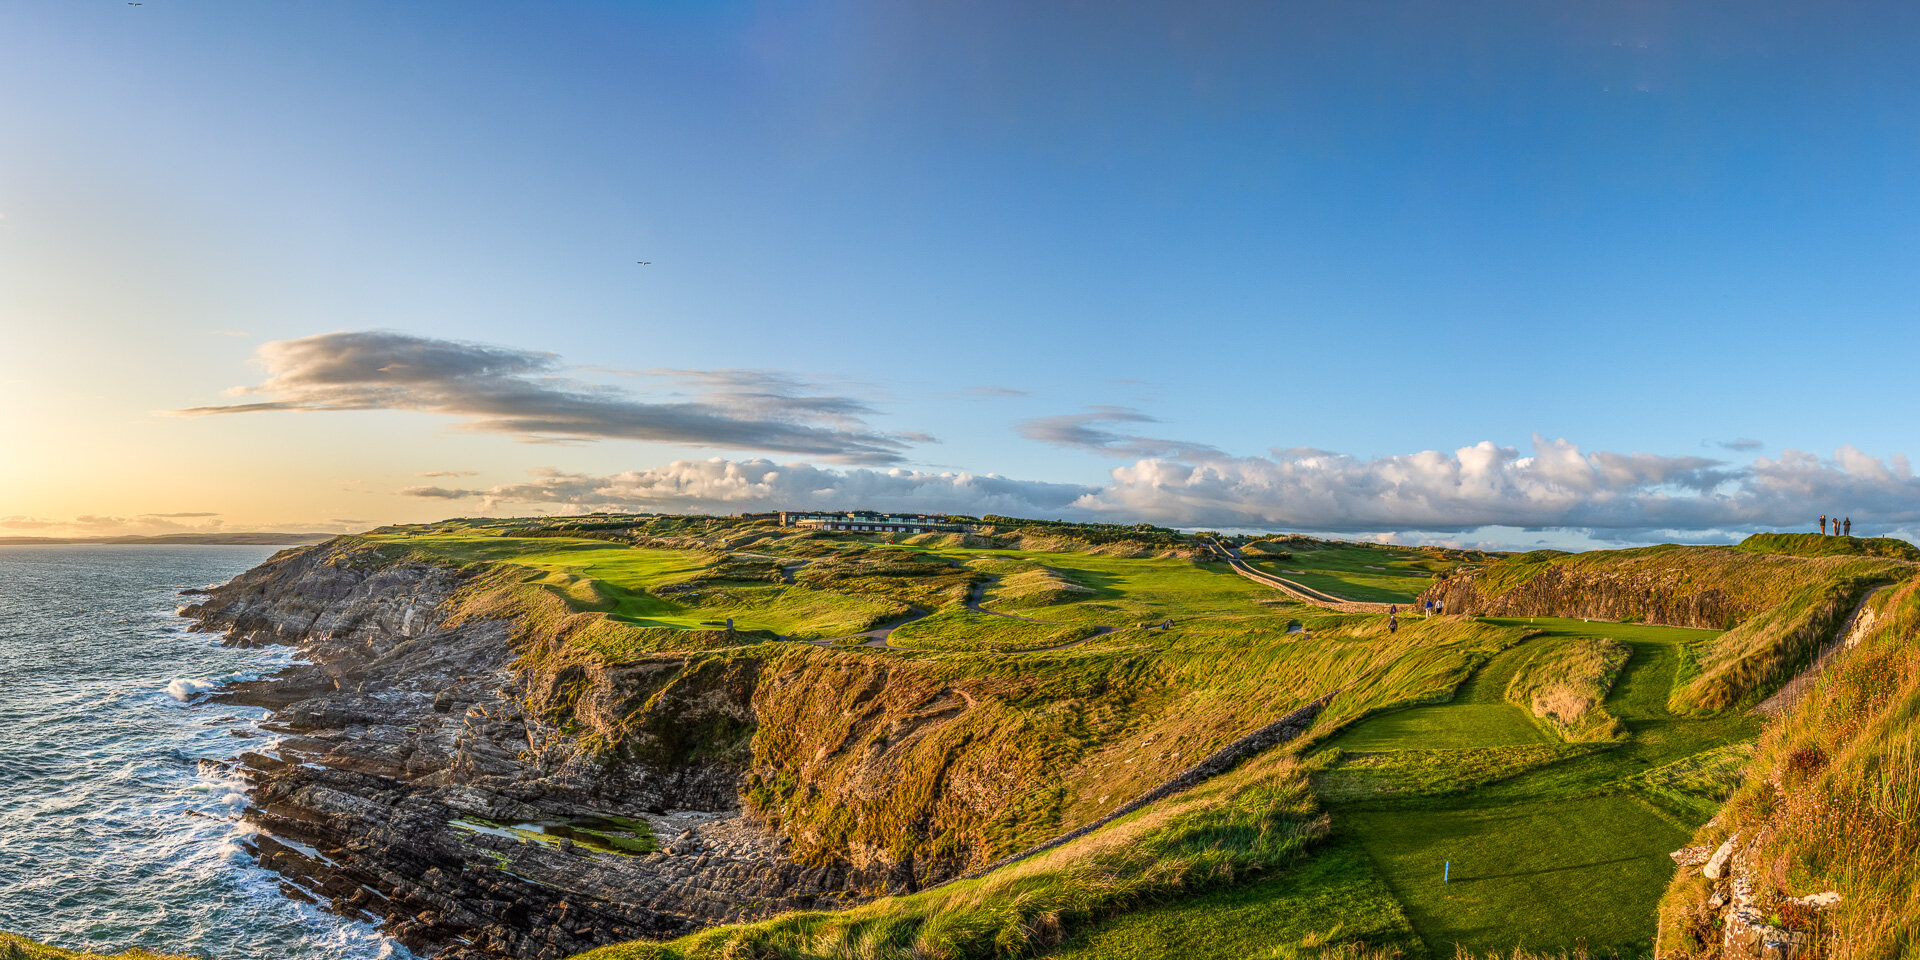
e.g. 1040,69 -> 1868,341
0,935 -> 194,960
1501,636 -> 1631,742
574,754 -> 1327,960
1658,576 -> 1920,960
1668,574 -> 1891,716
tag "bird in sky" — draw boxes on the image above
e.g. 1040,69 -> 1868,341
636,261 -> 651,265
128,2 -> 141,5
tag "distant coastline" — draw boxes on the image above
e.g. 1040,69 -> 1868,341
0,533 -> 336,546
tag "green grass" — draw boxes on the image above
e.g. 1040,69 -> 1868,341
1342,796 -> 1686,955
1238,542 -> 1458,604
886,608 -> 1101,652
904,546 -> 1296,626
1321,640 -> 1555,752
1622,742 -> 1754,821
1303,616 -> 1758,956
1310,746 -> 1601,805
1045,835 -> 1422,960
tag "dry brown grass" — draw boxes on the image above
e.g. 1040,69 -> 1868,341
1503,636 -> 1632,742
1658,576 -> 1920,960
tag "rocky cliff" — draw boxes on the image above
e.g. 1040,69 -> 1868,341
1420,543 -> 1910,630
185,541 -> 851,960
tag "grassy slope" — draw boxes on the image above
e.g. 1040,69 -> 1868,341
1237,540 -> 1470,604
1453,544 -> 1906,622
255,520 -> 1878,960
357,523 -> 1525,889
1659,578 -> 1920,960
1429,541 -> 1914,717
1734,531 -> 1920,562
0,935 -> 193,960
1501,635 -> 1632,742
573,752 -> 1340,960
1308,618 -> 1753,957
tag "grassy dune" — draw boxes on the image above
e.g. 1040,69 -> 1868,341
1501,636 -> 1631,742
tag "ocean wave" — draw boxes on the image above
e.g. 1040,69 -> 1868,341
166,678 -> 218,701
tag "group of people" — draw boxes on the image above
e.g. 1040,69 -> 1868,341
1383,598 -> 1445,634
1819,515 -> 1853,536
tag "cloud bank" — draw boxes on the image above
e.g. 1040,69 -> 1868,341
404,436 -> 1920,542
400,459 -> 1096,518
175,331 -> 922,464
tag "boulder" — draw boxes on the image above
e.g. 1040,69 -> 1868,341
1704,833 -> 1739,880
1670,845 -> 1713,867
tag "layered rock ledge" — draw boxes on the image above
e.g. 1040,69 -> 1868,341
184,541 -> 849,960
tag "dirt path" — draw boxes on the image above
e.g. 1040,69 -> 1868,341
1752,585 -> 1888,717
802,607 -> 934,650
1206,541 -> 1400,614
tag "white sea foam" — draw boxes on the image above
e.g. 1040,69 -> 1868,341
167,677 -> 218,701
2,545 -> 413,959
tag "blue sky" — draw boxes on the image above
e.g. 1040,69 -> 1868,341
2,1 -> 1917,547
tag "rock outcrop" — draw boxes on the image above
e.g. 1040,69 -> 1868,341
185,541 -> 850,960
1671,834 -> 1842,960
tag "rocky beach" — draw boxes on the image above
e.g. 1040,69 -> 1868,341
186,543 -> 849,960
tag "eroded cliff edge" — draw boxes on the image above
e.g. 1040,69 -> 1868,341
184,541 -> 851,960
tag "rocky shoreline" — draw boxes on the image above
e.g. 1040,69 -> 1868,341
183,542 -> 850,960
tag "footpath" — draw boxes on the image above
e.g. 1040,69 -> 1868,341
1205,541 -> 1400,615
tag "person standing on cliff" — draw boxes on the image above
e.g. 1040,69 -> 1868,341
1845,517 -> 1852,536
1820,515 -> 1828,534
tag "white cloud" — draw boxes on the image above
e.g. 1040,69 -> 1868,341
394,437 -> 1920,545
397,459 -> 1095,518
1076,437 -> 1916,535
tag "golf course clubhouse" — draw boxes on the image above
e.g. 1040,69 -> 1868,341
779,511 -> 964,534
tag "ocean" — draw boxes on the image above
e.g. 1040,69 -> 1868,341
0,545 -> 414,959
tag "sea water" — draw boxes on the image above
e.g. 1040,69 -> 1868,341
0,545 -> 413,959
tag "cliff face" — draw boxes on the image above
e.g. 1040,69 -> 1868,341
185,541 -> 849,960
1421,550 -> 1746,629
1420,545 -> 1911,631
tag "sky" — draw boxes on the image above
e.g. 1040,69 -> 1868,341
2,1 -> 1917,549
